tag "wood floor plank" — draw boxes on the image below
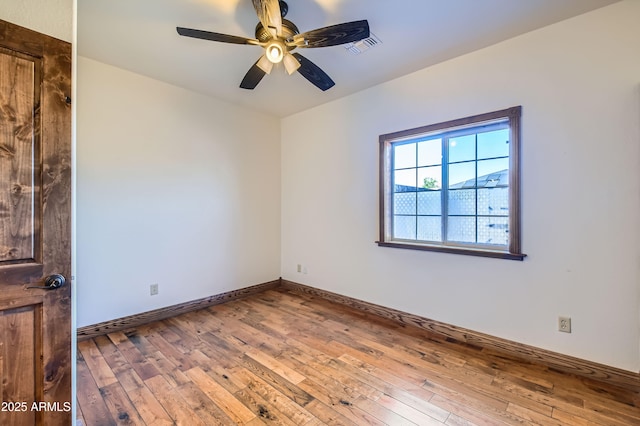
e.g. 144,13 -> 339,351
233,385 -> 299,426
143,329 -> 195,371
423,374 -> 510,416
239,354 -> 316,408
176,381 -> 237,425
297,377 -> 384,424
336,352 -> 432,395
303,398 -> 360,425
107,332 -> 161,381
144,349 -> 191,388
144,374 -> 209,426
241,370 -> 316,425
445,413 -> 478,426
185,366 -> 257,424
353,394 -> 421,424
124,385 -> 174,426
111,366 -> 145,393
78,339 -> 118,388
93,335 -> 129,375
376,393 -> 446,425
99,382 -> 147,425
429,394 -> 511,426
77,288 -> 640,426
551,407 -> 604,426
331,354 -> 450,422
123,329 -> 158,358
506,402 -> 565,426
581,391 -> 640,424
244,348 -> 306,384
76,399 -> 87,426
76,353 -> 116,426
365,337 -> 499,400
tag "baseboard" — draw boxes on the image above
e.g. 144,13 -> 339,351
77,277 -> 638,391
281,279 -> 640,391
76,279 -> 281,341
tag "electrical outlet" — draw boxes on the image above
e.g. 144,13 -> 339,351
150,283 -> 159,296
297,264 -> 302,273
558,316 -> 571,333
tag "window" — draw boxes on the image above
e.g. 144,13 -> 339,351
378,106 -> 525,260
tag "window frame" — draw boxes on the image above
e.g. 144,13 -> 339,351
377,106 -> 525,260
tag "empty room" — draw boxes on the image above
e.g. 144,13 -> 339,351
1,0 -> 639,425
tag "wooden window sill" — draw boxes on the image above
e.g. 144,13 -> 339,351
376,241 -> 527,261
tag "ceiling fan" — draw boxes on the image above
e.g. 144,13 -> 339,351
176,0 -> 370,91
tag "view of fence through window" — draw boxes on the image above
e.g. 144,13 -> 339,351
392,122 -> 510,247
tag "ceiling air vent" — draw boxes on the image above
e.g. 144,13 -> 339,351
345,33 -> 381,55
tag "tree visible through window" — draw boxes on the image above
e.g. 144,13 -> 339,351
378,107 -> 525,260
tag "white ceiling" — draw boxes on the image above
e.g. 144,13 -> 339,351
78,0 -> 617,118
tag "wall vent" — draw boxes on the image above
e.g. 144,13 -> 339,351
345,33 -> 381,55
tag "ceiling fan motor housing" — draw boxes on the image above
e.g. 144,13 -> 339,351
255,19 -> 299,46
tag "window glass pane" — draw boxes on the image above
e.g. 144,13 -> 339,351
448,134 -> 475,163
417,138 -> 442,167
394,143 -> 416,169
394,169 -> 416,191
448,189 -> 476,215
417,216 -> 442,242
478,187 -> 509,216
447,216 -> 476,243
393,216 -> 416,240
478,217 -> 509,246
449,162 -> 475,189
394,192 -> 416,215
417,166 -> 442,190
417,190 -> 441,215
477,158 -> 509,182
478,128 -> 509,159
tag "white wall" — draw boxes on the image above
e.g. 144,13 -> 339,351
281,1 -> 640,372
0,0 -> 72,42
76,57 -> 281,327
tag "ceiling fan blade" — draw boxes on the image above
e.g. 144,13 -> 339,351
177,27 -> 258,45
252,0 -> 282,37
292,53 -> 335,91
292,20 -> 369,48
240,59 -> 267,90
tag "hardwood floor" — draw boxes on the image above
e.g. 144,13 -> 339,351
76,288 -> 640,425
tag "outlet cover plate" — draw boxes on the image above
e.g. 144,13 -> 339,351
558,316 -> 571,333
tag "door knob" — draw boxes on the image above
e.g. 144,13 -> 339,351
27,274 -> 66,290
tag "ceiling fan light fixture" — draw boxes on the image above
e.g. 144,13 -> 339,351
283,52 -> 301,75
265,40 -> 285,63
256,54 -> 274,74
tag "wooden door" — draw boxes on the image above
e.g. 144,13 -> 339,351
0,19 -> 72,426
